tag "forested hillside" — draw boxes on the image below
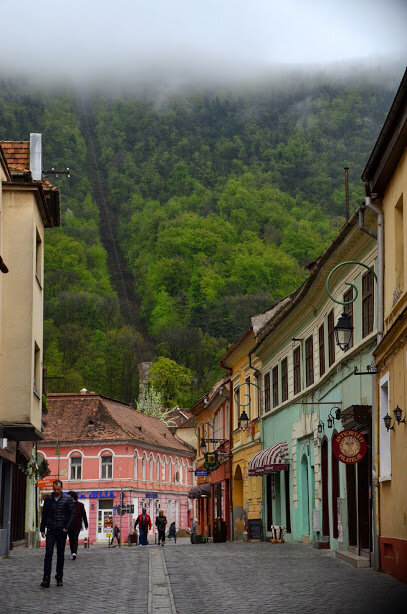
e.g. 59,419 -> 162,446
0,76 -> 396,405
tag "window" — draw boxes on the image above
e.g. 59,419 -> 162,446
254,372 -> 261,417
149,459 -> 153,482
70,456 -> 82,480
264,373 -> 270,413
156,460 -> 160,481
169,463 -> 172,483
318,324 -> 325,377
161,462 -> 165,482
281,358 -> 288,402
234,386 -> 240,428
305,335 -> 314,387
100,455 -> 112,479
343,288 -> 354,349
272,366 -> 279,408
362,271 -> 374,337
293,346 -> 301,395
395,195 -> 404,291
142,456 -> 146,480
134,456 -> 138,479
33,342 -> 41,397
35,228 -> 42,284
379,374 -> 391,481
328,310 -> 335,367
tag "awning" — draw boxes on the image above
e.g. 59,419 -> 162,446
188,483 -> 211,498
248,441 -> 289,476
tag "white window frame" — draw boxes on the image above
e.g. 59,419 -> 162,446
379,372 -> 391,481
100,455 -> 112,479
70,455 -> 82,480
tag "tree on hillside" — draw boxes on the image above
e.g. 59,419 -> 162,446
148,357 -> 193,407
135,387 -> 176,427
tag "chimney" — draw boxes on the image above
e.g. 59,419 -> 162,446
30,133 -> 42,180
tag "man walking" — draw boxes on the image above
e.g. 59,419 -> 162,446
67,491 -> 88,560
155,509 -> 167,546
40,480 -> 75,588
134,507 -> 151,546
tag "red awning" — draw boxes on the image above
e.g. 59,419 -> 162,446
248,441 -> 289,476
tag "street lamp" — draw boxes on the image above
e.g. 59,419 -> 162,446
393,405 -> 405,425
383,413 -> 394,431
238,410 -> 249,431
334,312 -> 354,351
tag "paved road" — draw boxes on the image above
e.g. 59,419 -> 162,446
1,540 -> 406,613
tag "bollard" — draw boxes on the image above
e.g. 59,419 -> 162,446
84,537 -> 88,548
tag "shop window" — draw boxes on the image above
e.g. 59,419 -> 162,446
70,456 -> 82,480
328,310 -> 335,366
272,366 -> 279,407
281,357 -> 288,403
100,455 -> 112,479
293,346 -> 301,395
362,271 -> 374,337
319,323 -> 325,376
264,372 -> 270,412
343,288 -> 354,349
305,335 -> 314,387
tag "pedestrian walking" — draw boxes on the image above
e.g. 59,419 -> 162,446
110,524 -> 121,546
67,491 -> 88,560
168,521 -> 176,543
155,509 -> 167,546
40,479 -> 75,588
135,507 -> 151,546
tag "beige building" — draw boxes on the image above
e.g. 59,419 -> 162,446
0,135 -> 60,555
362,68 -> 407,583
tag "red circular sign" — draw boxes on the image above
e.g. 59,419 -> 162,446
332,429 -> 367,464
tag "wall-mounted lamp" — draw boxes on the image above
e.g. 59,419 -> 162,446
383,413 -> 394,431
393,405 -> 405,426
200,437 -> 208,454
334,312 -> 354,351
317,420 -> 324,434
238,410 -> 249,431
327,406 -> 341,428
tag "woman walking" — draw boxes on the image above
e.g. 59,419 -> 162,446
155,509 -> 167,546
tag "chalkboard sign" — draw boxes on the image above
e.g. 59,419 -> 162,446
247,518 -> 263,541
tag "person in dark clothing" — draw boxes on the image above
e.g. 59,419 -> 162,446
110,524 -> 120,546
155,509 -> 167,546
135,508 -> 151,546
168,521 -> 176,543
40,480 -> 75,588
67,491 -> 88,560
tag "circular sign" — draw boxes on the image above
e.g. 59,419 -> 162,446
332,429 -> 367,464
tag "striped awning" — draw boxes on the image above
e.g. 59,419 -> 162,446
248,441 -> 289,476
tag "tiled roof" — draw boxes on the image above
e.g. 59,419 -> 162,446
43,393 -> 195,456
0,141 -> 30,172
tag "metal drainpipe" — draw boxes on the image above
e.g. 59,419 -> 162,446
220,359 -> 234,541
361,184 -> 383,571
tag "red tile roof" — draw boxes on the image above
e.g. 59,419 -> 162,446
0,141 -> 30,172
43,393 -> 195,456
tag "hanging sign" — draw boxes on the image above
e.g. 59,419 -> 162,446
204,451 -> 220,472
332,429 -> 367,464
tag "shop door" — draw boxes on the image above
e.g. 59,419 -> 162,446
97,499 -> 113,541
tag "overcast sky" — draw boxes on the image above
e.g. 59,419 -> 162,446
1,0 -> 406,85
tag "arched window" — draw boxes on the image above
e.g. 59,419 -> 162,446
168,462 -> 172,483
100,452 -> 113,480
142,454 -> 147,481
149,457 -> 154,482
156,459 -> 160,482
69,451 -> 83,480
134,455 -> 138,479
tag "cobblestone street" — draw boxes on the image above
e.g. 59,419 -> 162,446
1,541 -> 407,614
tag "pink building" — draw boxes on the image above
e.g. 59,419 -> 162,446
38,393 -> 195,545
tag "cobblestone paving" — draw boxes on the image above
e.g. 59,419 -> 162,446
165,542 -> 407,614
1,541 -> 407,614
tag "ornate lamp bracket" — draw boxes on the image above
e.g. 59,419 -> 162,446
234,381 -> 261,408
326,260 -> 377,306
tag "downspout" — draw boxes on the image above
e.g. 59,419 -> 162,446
362,182 -> 384,572
220,358 -> 234,541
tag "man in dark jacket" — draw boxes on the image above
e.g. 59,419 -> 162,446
155,509 -> 167,546
40,480 -> 75,588
67,491 -> 88,560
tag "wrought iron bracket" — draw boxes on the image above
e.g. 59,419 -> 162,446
326,260 -> 377,306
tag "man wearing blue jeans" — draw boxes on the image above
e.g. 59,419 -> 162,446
134,508 -> 151,546
40,480 -> 75,587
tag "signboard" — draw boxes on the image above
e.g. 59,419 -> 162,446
247,518 -> 263,541
195,470 -> 209,476
146,493 -> 158,498
204,451 -> 220,472
37,477 -> 55,490
332,429 -> 367,464
78,491 -> 115,499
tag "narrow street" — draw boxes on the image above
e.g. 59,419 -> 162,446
1,541 -> 407,614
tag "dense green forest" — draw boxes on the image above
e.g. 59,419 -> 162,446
0,75 -> 396,405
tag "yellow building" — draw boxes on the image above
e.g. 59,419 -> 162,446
221,330 -> 262,540
0,135 -> 60,555
362,69 -> 407,583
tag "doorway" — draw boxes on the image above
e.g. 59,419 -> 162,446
346,433 -> 371,553
97,499 -> 113,541
300,454 -> 310,536
321,438 -> 330,538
